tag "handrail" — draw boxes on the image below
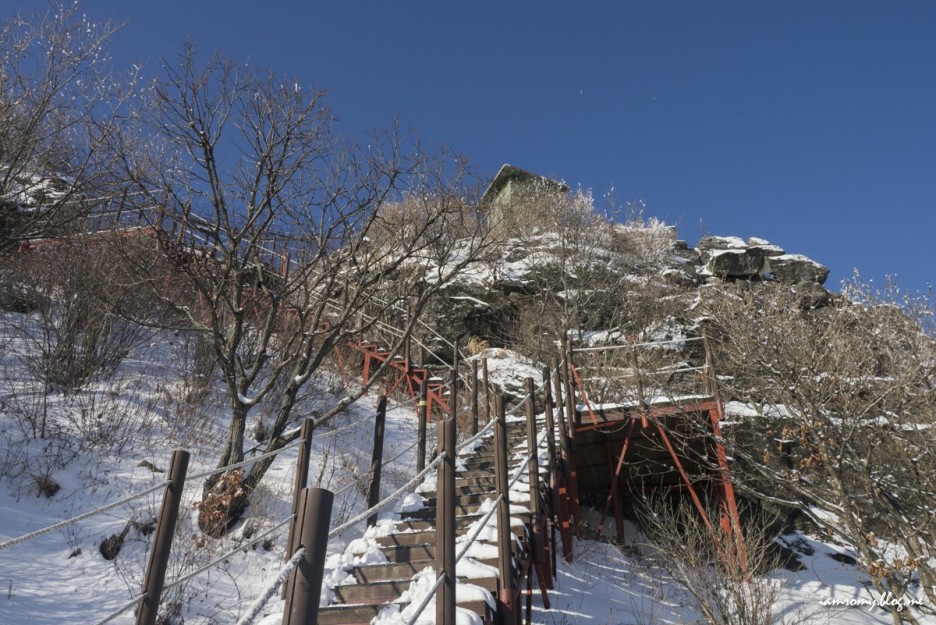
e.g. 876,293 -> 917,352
0,480 -> 170,552
328,452 -> 446,538
234,547 -> 306,625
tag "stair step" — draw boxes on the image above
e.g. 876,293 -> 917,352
334,575 -> 499,604
401,506 -> 532,522
380,543 -> 436,562
317,598 -> 494,625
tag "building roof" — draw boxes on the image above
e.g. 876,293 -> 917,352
479,163 -> 569,206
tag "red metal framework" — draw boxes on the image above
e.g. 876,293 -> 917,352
558,338 -> 749,574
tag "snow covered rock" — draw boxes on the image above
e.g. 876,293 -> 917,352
704,247 -> 767,278
767,253 -> 830,285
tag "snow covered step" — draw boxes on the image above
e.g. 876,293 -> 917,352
401,505 -> 532,522
317,598 -> 495,625
334,574 -> 498,605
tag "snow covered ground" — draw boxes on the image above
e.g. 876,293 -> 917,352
2,307 -> 933,625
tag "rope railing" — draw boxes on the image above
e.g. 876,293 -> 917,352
91,591 -> 149,625
330,438 -> 420,499
234,547 -> 306,625
328,452 -> 446,538
187,410 -> 374,483
509,429 -> 550,491
186,442 -> 301,482
455,493 -> 503,564
455,379 -> 547,454
0,480 -> 170,552
161,514 -> 295,595
404,572 -> 447,625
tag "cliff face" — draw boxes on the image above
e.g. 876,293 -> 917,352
410,221 -> 834,358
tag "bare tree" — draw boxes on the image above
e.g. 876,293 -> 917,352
0,3 -> 132,251
639,497 -> 790,625
703,278 -> 936,624
113,47 -> 496,532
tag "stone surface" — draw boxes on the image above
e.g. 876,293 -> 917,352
768,254 -> 829,285
705,247 -> 766,278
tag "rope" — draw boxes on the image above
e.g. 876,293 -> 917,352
384,438 -> 420,466
0,480 -> 170,551
234,547 -> 306,625
161,515 -> 294,594
187,410 -> 374,483
187,441 -> 300,482
328,453 -> 446,538
508,429 -> 549,491
404,572 -> 447,625
455,493 -> 503,564
90,592 -> 147,625
329,439 -> 420,499
454,377 -> 547,454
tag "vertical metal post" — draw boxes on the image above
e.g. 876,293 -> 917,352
136,449 -> 190,625
283,419 -> 314,597
494,395 -> 515,625
470,359 -> 479,435
282,488 -> 334,625
417,378 -> 428,473
366,396 -> 388,527
436,416 -> 457,625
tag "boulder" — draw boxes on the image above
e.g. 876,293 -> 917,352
697,235 -> 747,251
747,237 -> 785,257
705,247 -> 766,278
673,240 -> 701,264
767,254 -> 829,285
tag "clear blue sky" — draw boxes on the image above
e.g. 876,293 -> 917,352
10,1 -> 934,293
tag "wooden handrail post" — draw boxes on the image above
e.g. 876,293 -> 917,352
482,357 -> 490,426
283,419 -> 314,598
470,359 -> 479,435
524,378 -> 544,565
436,416 -> 457,625
366,396 -> 388,527
282,487 -> 333,625
136,449 -> 189,625
417,378 -> 428,473
494,395 -> 515,625
542,365 -> 558,580
551,357 -> 574,562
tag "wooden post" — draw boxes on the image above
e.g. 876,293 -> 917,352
470,359 -> 479,435
136,450 -> 189,625
436,416 -> 457,625
493,395 -> 515,625
525,378 -> 551,594
366,396 -> 388,527
524,378 -> 544,565
282,488 -> 334,625
561,346 -> 581,534
451,337 -> 460,422
542,365 -> 558,579
551,358 -> 574,562
283,419 -> 314,597
482,357 -> 490,426
417,378 -> 428,473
